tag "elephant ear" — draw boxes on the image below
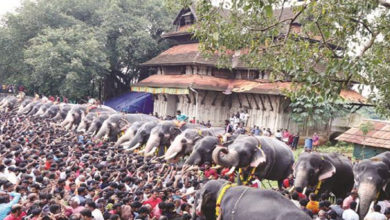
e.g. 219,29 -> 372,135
318,160 -> 336,181
250,147 -> 266,167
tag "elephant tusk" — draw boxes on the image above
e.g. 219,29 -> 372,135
289,186 -> 296,193
211,165 -> 222,170
165,151 -> 178,161
226,166 -> 236,176
145,147 -> 157,157
303,187 -> 307,195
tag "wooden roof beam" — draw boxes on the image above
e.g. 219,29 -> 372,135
201,91 -> 208,105
267,95 -> 274,111
251,94 -> 260,110
211,92 -> 219,106
245,94 -> 252,109
258,95 -> 266,111
236,93 -> 242,108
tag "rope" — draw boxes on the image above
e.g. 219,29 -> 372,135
216,183 -> 236,217
230,187 -> 250,220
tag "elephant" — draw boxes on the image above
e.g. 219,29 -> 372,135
61,105 -> 87,129
18,100 -> 40,115
0,96 -> 18,111
142,121 -> 204,158
94,113 -> 157,141
212,136 -> 294,187
86,113 -> 112,135
293,152 -> 354,198
164,127 -> 225,162
27,102 -> 44,116
184,136 -> 220,167
194,179 -> 311,220
77,106 -> 117,133
41,104 -> 61,119
353,151 -> 390,218
114,121 -> 145,147
123,121 -> 159,151
76,112 -> 98,133
293,152 -> 353,198
34,102 -> 54,117
16,97 -> 33,113
52,104 -> 74,121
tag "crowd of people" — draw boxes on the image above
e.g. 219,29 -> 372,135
1,105 -> 390,220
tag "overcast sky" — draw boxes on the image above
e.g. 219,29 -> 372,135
0,0 -> 22,18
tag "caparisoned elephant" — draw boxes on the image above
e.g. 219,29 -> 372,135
34,102 -> 54,117
164,127 -> 224,162
194,179 -> 311,220
212,136 -> 294,187
293,152 -> 354,198
142,121 -> 204,158
61,105 -> 86,129
123,121 -> 158,151
94,113 -> 157,141
353,151 -> 390,217
52,104 -> 74,121
114,121 -> 145,147
27,102 -> 44,116
0,96 -> 18,112
184,136 -> 220,167
41,104 -> 60,118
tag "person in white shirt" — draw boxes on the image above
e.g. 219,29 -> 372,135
342,201 -> 359,220
364,204 -> 387,220
86,201 -> 104,220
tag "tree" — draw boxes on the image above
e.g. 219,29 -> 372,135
0,0 -> 175,100
170,0 -> 390,117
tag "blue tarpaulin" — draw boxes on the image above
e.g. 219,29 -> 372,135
104,92 -> 153,114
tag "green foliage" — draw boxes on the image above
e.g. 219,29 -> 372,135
360,121 -> 374,136
0,0 -> 174,100
168,0 -> 390,116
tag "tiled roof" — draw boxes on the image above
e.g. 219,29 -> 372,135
141,43 -> 248,68
134,74 -> 365,103
336,120 -> 390,150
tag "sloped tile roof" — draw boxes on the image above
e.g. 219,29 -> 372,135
134,74 -> 365,103
336,120 -> 390,149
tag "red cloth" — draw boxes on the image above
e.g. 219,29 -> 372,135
221,168 -> 235,182
4,212 -> 25,220
283,179 -> 290,188
204,168 -> 218,179
298,192 -> 306,200
45,161 -> 51,170
143,197 -> 162,209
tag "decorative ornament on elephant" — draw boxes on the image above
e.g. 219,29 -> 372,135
194,179 -> 311,220
212,135 -> 294,188
293,152 -> 354,198
353,151 -> 390,218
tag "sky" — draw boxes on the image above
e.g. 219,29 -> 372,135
0,0 -> 22,18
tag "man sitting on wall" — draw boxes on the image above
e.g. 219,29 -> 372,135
175,110 -> 188,128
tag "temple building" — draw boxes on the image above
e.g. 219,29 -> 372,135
132,7 -> 366,136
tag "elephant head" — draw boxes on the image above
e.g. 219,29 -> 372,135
124,121 -> 157,150
35,103 -> 53,117
194,179 -> 228,220
77,113 -> 96,133
87,114 -> 110,135
211,136 -> 265,170
115,121 -> 144,147
52,104 -> 72,121
165,129 -> 208,161
42,105 -> 60,118
27,103 -> 43,116
17,99 -> 33,114
143,121 -> 181,157
185,136 -> 219,167
61,106 -> 86,130
293,152 -> 336,191
353,155 -> 390,217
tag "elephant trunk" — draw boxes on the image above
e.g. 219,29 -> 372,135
126,133 -> 143,149
94,122 -> 108,139
116,128 -> 136,146
165,135 -> 184,161
212,146 -> 239,168
358,182 -> 377,218
144,133 -> 160,155
185,151 -> 202,166
293,168 -> 309,189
